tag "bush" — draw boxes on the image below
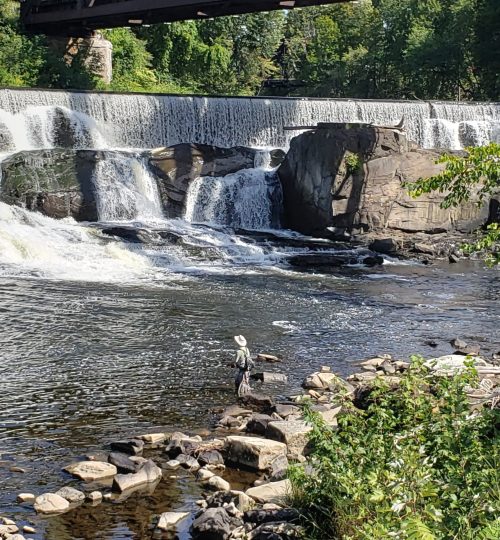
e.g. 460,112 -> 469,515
289,357 -> 499,539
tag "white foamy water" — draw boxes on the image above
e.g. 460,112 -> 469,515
92,154 -> 164,221
0,88 -> 498,150
0,202 -> 154,283
184,167 -> 281,230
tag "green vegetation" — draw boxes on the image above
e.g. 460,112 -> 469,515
0,0 -> 498,99
406,143 -> 500,265
289,357 -> 500,539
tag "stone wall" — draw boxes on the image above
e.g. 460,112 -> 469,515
278,125 -> 488,236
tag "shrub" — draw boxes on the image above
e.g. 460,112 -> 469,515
289,357 -> 499,539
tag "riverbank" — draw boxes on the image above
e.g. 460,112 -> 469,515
1,337 -> 498,540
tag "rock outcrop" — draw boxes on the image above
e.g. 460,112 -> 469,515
278,125 -> 489,237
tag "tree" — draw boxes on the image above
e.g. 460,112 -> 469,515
406,144 -> 500,266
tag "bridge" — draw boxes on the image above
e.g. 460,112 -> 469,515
21,0 -> 351,36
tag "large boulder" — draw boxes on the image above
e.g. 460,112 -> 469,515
0,149 -> 101,221
278,126 -> 488,236
225,436 -> 287,471
149,144 -> 284,218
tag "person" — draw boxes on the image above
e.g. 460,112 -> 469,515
233,335 -> 254,396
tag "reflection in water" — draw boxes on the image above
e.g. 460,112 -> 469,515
0,261 -> 499,539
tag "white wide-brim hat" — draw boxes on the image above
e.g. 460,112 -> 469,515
234,335 -> 247,347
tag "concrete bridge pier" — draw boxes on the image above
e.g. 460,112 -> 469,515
49,32 -> 113,84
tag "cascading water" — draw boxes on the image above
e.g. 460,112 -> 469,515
91,154 -> 164,222
0,88 -> 499,150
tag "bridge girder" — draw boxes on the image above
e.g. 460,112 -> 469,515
21,0 -> 352,36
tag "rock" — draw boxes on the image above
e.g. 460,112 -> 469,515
150,144 -> 284,219
16,493 -> 35,504
23,526 -> 36,534
380,360 -> 397,375
245,480 -> 291,504
278,126 -> 488,237
256,354 -> 281,363
55,486 -> 85,504
109,439 -> 144,456
176,454 -> 200,471
316,405 -> 342,426
157,511 -> 190,530
449,252 -> 461,263
1,518 -> 16,526
112,459 -> 162,492
225,436 -> 287,471
268,454 -> 289,482
220,405 -> 253,418
248,522 -> 303,539
273,404 -> 300,419
9,467 -> 26,473
238,393 -> 275,414
450,338 -> 481,356
359,357 -> 386,368
64,461 -> 117,482
205,491 -> 255,512
87,491 -> 102,502
206,476 -> 231,491
424,354 -> 488,373
218,416 -> 242,429
108,452 -> 139,474
363,255 -> 385,266
450,338 -> 468,350
7,535 -> 26,540
196,468 -> 215,482
191,507 -> 243,540
198,450 -> 225,467
244,508 -> 300,525
266,421 -> 312,456
246,414 -> 275,436
261,372 -> 288,384
139,433 -> 168,444
0,524 -> 19,536
165,460 -> 181,470
165,434 -> 201,458
33,493 -> 70,515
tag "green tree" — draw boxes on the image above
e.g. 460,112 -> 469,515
406,143 -> 500,265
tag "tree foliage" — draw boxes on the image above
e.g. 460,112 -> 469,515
406,144 -> 500,265
289,357 -> 500,539
0,0 -> 498,99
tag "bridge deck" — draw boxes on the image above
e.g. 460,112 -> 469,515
22,0 -> 350,36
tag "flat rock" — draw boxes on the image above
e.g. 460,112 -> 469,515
244,508 -> 300,524
176,454 -> 200,471
165,435 -> 201,458
221,405 -> 253,417
225,436 -> 287,471
262,372 -> 288,384
248,521 -> 303,539
245,480 -> 291,504
113,459 -> 162,492
55,486 -> 85,504
64,461 -> 117,482
109,439 -> 144,456
191,507 -> 243,540
256,354 -> 281,363
34,493 -> 70,515
425,354 -> 488,373
196,468 -> 215,482
165,459 -> 181,469
238,393 -> 275,414
139,433 -> 168,444
157,511 -> 190,530
266,421 -> 312,456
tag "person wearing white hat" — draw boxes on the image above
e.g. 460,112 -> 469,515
233,335 -> 254,395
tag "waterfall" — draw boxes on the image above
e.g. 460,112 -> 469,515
184,167 -> 282,230
0,89 -> 498,151
91,154 -> 164,222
